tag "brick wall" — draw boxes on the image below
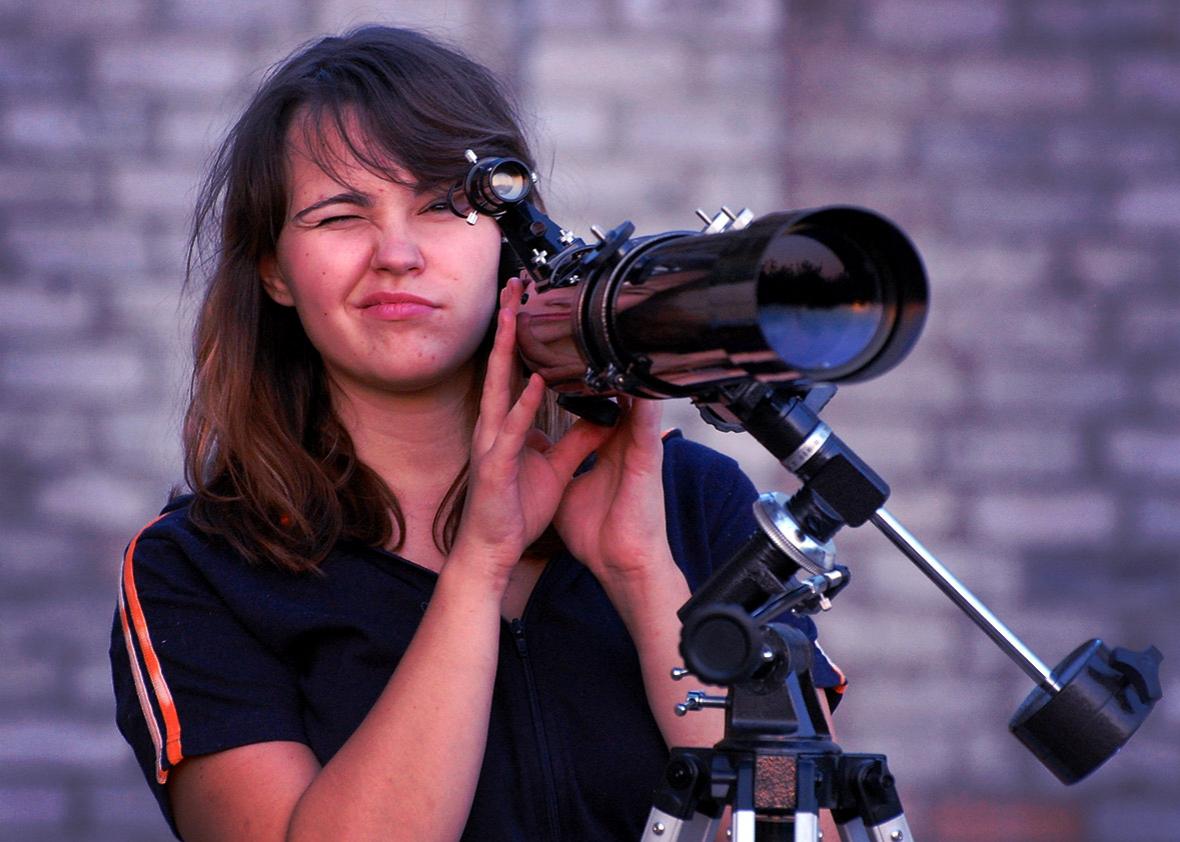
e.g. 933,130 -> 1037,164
0,1 -> 1175,840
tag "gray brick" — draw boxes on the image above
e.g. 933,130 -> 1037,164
0,347 -> 149,402
1115,182 -> 1180,230
1,100 -> 153,158
531,0 -> 611,29
1026,1 -> 1174,41
36,470 -> 161,531
1135,497 -> 1180,541
1107,428 -> 1180,482
528,37 -> 693,97
0,719 -> 128,768
950,186 -> 1098,236
1050,125 -> 1180,172
0,785 -> 68,826
0,165 -> 99,209
1150,372 -> 1180,410
111,164 -> 202,220
790,115 -> 908,167
94,38 -> 248,98
867,0 -> 1008,48
28,0 -> 151,33
0,285 -> 93,337
1120,304 -> 1180,356
1116,56 -> 1180,110
921,240 -> 1054,292
0,409 -> 93,465
0,639 -> 57,704
921,122 -> 1044,173
976,367 -> 1131,413
87,780 -> 170,836
1091,798 -> 1180,842
947,58 -> 1093,112
0,39 -> 82,92
0,529 -> 88,582
156,106 -> 234,160
792,52 -> 936,114
618,0 -> 780,36
944,426 -> 1083,479
164,0 -> 302,33
313,0 -> 476,33
3,223 -> 149,275
936,293 -> 1102,365
1073,244 -> 1164,292
970,490 -> 1117,544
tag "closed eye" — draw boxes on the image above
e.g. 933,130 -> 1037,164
419,196 -> 453,215
315,214 -> 361,227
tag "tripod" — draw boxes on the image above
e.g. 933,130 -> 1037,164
642,381 -> 1162,841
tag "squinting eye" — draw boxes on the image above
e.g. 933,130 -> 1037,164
421,200 -> 452,215
315,215 -> 359,227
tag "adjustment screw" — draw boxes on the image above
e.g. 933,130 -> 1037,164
651,821 -> 666,836
667,760 -> 694,789
670,667 -> 690,680
890,832 -> 904,841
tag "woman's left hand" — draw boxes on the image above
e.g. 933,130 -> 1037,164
552,396 -> 675,591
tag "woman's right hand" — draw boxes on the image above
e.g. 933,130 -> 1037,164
451,277 -> 609,584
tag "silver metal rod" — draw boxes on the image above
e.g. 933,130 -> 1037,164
870,508 -> 1061,694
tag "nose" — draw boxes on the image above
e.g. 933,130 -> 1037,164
371,223 -> 424,274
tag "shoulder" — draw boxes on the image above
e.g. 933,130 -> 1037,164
660,430 -> 761,587
661,429 -> 748,487
125,495 -> 228,574
661,429 -> 757,516
120,495 -> 282,606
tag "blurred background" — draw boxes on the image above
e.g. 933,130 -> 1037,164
1,1 -> 1177,839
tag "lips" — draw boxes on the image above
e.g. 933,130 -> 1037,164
357,291 -> 440,320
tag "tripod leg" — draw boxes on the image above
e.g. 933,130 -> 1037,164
641,807 -> 718,842
833,755 -> 913,842
792,756 -> 820,842
732,758 -> 756,842
643,748 -> 723,842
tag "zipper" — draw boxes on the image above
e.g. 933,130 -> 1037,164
510,618 -> 562,840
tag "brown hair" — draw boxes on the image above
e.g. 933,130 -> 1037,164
183,26 -> 566,571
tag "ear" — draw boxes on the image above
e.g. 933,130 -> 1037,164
259,254 -> 295,307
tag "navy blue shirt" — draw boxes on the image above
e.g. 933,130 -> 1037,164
111,434 -> 842,840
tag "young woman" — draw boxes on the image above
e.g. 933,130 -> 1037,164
110,26 -> 842,841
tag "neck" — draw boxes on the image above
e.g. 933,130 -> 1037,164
331,370 -> 477,501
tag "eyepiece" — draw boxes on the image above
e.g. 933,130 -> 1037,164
463,156 -> 533,215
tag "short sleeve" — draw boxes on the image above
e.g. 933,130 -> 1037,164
109,515 -> 308,836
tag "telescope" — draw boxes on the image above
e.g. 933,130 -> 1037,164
452,151 -> 926,412
453,150 -> 1163,841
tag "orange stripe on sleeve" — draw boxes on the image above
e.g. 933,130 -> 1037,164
120,514 -> 185,773
118,586 -> 169,783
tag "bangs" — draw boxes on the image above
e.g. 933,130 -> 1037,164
286,35 -> 532,195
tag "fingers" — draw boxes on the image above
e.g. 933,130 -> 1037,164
545,415 -> 613,480
474,277 -> 524,453
476,373 -> 546,472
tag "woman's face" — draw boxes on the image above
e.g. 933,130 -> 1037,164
260,122 -> 502,401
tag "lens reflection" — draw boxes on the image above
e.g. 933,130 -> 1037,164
757,233 -> 884,372
491,168 -> 528,202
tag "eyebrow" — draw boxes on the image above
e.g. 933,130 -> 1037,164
292,191 -> 372,222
